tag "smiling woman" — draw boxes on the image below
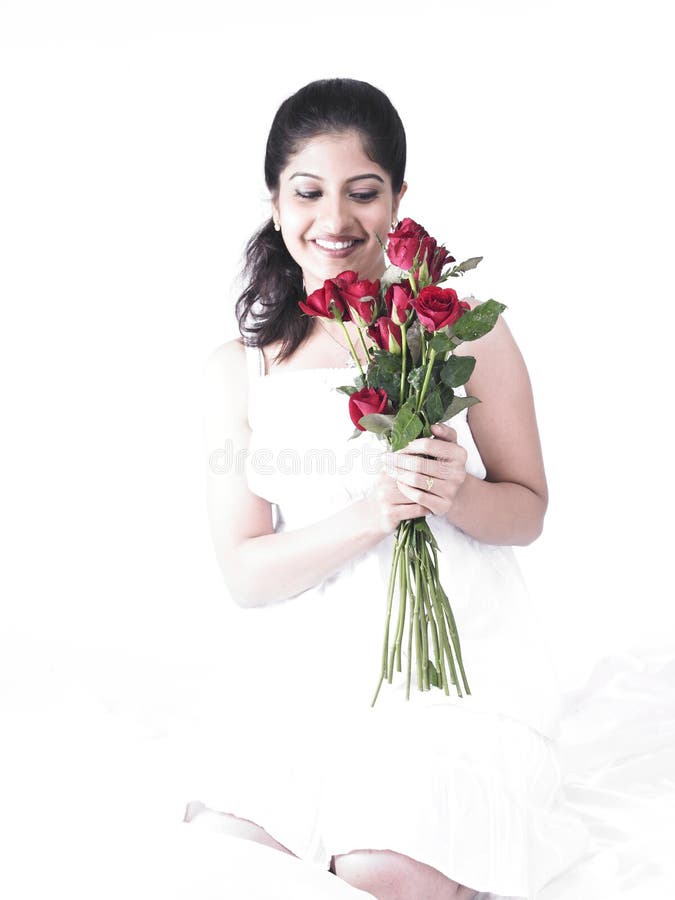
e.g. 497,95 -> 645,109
187,77 -> 590,900
272,131 -> 407,328
280,157 -> 394,273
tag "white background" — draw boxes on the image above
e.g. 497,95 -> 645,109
1,0 -> 673,707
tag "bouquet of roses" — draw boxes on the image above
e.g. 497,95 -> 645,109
298,218 -> 505,705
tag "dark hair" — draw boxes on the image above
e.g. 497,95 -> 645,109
235,78 -> 407,363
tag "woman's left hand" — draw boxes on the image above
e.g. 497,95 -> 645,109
381,422 -> 468,517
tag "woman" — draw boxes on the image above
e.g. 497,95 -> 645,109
187,78 -> 584,900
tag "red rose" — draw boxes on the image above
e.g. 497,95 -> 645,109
384,282 -> 414,325
367,317 -> 402,353
299,278 -> 351,321
349,386 -> 389,430
427,245 -> 455,282
336,271 -> 380,327
385,218 -> 428,270
386,218 -> 455,283
411,286 -> 471,332
411,235 -> 455,284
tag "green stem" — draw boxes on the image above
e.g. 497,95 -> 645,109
421,566 -> 445,693
371,526 -> 405,707
412,549 -> 423,692
417,535 -> 430,690
389,542 -> 408,679
399,323 -> 408,409
430,544 -> 471,695
406,566 -> 414,700
338,320 -> 365,379
357,325 -> 372,369
415,347 -> 437,414
411,534 -> 428,691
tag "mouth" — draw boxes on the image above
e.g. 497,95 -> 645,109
311,238 -> 365,258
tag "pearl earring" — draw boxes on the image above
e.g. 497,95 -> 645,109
391,219 -> 398,229
273,220 -> 281,232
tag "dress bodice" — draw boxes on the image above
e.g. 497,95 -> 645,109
243,347 -> 487,533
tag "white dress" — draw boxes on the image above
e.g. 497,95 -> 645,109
191,342 -> 591,900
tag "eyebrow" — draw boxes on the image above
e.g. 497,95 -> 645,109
289,172 -> 385,184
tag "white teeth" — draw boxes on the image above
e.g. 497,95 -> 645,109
315,238 -> 357,250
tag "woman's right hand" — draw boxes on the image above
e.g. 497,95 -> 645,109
363,469 -> 433,537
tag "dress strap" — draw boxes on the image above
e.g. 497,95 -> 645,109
243,342 -> 266,382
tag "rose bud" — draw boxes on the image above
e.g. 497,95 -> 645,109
428,244 -> 456,282
348,386 -> 389,431
384,282 -> 414,326
338,273 -> 380,327
299,278 -> 351,321
367,317 -> 403,354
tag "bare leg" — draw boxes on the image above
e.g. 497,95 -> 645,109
183,800 -> 298,859
333,848 -> 479,900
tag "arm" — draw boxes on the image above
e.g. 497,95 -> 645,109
449,310 -> 548,545
384,307 -> 548,546
203,339 -> 431,608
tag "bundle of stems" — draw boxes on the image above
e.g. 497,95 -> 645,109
371,516 -> 470,705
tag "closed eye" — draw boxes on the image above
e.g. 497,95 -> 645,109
294,190 -> 378,201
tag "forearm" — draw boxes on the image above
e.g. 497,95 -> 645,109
229,498 -> 386,608
444,474 -> 546,546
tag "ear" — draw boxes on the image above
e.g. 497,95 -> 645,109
393,181 -> 408,220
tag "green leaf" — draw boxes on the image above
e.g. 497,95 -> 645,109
453,300 -> 506,342
336,384 -> 358,396
370,348 -> 401,373
451,256 -> 483,275
440,355 -> 476,388
405,321 -> 422,365
427,660 -> 439,687
439,382 -> 455,408
391,400 -> 424,451
441,395 -> 481,420
429,331 -> 455,354
358,413 -> 395,434
407,365 -> 427,391
424,387 -> 444,422
368,369 -> 400,402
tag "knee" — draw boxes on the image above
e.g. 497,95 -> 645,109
333,848 -> 464,900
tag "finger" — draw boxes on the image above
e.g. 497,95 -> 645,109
394,433 -> 458,459
398,502 -> 433,520
383,450 -> 463,477
430,422 -> 457,440
393,466 -> 445,495
395,479 -> 443,516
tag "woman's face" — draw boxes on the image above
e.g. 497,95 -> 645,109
271,130 -> 407,296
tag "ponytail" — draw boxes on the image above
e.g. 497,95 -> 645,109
235,217 -> 311,364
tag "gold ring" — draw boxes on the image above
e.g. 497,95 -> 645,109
425,476 -> 434,491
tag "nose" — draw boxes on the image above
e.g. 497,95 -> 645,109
317,190 -> 356,235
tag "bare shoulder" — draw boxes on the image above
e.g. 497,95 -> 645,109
203,336 -> 246,380
453,295 -> 526,381
202,337 -> 249,428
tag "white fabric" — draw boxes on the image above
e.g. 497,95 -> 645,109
1,639 -> 673,898
186,345 -> 592,898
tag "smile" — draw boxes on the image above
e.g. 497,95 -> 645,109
314,238 -> 360,250
311,238 -> 364,258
